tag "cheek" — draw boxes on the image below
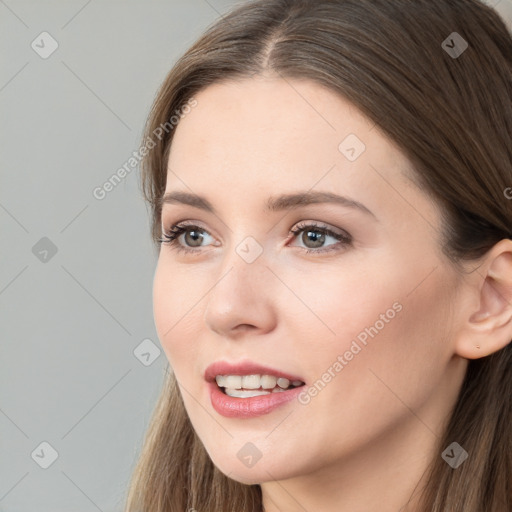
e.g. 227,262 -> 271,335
292,255 -> 454,399
152,259 -> 201,369
307,266 -> 455,420
285,268 -> 456,465
285,258 -> 404,358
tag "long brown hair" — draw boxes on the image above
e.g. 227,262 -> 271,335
123,1 -> 512,510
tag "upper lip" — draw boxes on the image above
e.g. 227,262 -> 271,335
204,360 -> 305,384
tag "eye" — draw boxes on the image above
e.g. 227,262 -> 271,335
158,221 -> 352,255
158,222 -> 216,255
288,221 -> 352,254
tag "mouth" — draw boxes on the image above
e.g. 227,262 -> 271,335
215,374 -> 305,398
204,360 -> 307,417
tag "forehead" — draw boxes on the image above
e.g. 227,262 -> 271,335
164,77 -> 425,223
168,77 -> 378,173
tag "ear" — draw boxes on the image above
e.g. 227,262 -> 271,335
454,238 -> 512,359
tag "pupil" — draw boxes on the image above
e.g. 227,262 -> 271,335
186,230 -> 203,246
303,230 -> 324,248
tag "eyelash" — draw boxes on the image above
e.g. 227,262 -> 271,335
158,221 -> 352,256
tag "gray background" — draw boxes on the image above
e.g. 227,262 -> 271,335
1,1 -> 511,511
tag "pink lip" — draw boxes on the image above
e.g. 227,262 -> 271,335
204,360 -> 306,418
208,381 -> 305,418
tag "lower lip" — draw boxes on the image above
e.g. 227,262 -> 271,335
208,381 -> 304,418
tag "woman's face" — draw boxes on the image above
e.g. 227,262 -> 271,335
153,75 -> 468,484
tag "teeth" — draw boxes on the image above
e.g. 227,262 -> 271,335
260,375 -> 277,389
215,374 -> 304,392
276,377 -> 290,389
223,375 -> 242,389
225,388 -> 272,398
224,387 -> 289,397
215,375 -> 226,387
242,374 -> 261,389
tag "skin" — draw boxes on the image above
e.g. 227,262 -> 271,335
152,74 -> 512,512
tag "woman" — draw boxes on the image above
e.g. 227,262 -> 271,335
124,0 -> 512,510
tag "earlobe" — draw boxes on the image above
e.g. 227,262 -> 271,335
454,239 -> 512,360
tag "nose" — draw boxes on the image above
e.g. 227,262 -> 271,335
202,245 -> 277,339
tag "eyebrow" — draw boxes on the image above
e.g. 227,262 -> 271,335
159,190 -> 376,218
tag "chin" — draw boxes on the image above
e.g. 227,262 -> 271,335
225,470 -> 265,486
208,451 -> 299,485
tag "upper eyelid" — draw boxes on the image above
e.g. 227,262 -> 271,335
291,221 -> 346,234
163,220 -> 345,236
